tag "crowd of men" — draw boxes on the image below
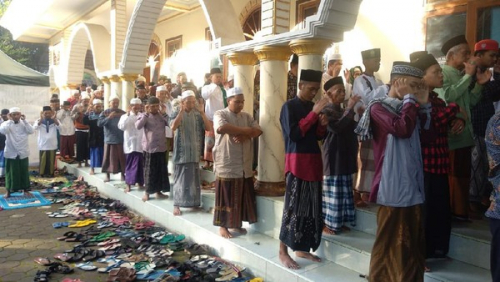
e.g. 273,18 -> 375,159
0,35 -> 500,281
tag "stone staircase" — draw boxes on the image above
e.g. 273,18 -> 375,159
58,161 -> 492,282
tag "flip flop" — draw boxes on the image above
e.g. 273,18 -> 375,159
159,234 -> 175,245
33,257 -> 54,266
76,261 -> 97,271
48,262 -> 74,274
54,253 -> 72,262
57,231 -> 77,241
53,222 -> 64,229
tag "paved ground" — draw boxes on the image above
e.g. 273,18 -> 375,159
0,186 -> 108,282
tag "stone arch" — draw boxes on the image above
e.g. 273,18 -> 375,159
120,0 -> 245,74
239,0 -> 261,26
65,23 -> 111,84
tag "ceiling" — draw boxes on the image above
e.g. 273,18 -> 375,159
0,0 -> 201,43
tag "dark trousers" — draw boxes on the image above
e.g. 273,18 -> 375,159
490,218 -> 500,282
424,172 -> 451,258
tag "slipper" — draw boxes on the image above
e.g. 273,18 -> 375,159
54,253 -> 72,262
174,234 -> 185,242
97,260 -> 124,273
76,262 -> 97,271
53,222 -> 64,229
33,270 -> 50,282
159,234 -> 175,245
57,231 -> 77,241
34,257 -> 54,266
49,262 -> 74,274
82,250 -> 106,262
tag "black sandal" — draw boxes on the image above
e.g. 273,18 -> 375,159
33,270 -> 50,282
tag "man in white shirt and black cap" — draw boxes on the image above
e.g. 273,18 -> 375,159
0,107 -> 34,197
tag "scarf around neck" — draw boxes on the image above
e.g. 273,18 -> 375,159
354,97 -> 403,141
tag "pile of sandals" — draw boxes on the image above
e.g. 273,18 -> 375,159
32,176 -> 263,282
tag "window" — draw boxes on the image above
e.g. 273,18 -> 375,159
426,13 -> 466,57
296,0 -> 320,25
477,6 -> 500,42
242,8 -> 261,41
165,35 -> 182,58
425,0 -> 500,55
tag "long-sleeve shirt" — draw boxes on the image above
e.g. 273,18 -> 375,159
280,97 -> 326,182
352,73 -> 389,107
321,104 -> 358,176
0,119 -> 34,159
56,110 -> 75,136
421,92 -> 460,174
435,64 -> 483,150
98,109 -> 126,144
33,119 -> 59,151
202,83 -> 227,121
118,113 -> 144,154
370,94 -> 430,207
83,112 -> 104,148
471,71 -> 500,138
213,108 -> 260,178
71,103 -> 90,131
135,113 -> 168,153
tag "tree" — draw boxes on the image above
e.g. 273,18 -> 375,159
0,0 -> 49,73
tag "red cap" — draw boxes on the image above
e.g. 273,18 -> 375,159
474,39 -> 499,52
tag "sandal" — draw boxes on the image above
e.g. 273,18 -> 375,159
48,262 -> 74,274
76,261 -> 97,271
33,270 -> 50,282
33,257 -> 54,266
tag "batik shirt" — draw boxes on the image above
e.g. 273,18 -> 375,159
485,111 -> 500,219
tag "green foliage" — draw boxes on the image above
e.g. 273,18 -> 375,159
0,0 -> 48,73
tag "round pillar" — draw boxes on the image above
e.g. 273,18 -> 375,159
253,45 -> 291,196
227,52 -> 258,115
100,76 -> 111,110
109,75 -> 122,108
120,74 -> 138,111
290,39 -> 332,101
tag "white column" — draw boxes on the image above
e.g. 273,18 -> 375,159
227,52 -> 257,115
110,75 -> 122,108
100,76 -> 111,110
253,46 -> 291,196
120,74 -> 137,111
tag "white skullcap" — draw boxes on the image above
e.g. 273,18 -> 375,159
81,94 -> 90,100
130,98 -> 142,105
97,85 -> 103,91
328,53 -> 342,61
181,90 -> 195,100
92,99 -> 103,105
137,76 -> 146,82
109,95 -> 120,101
226,87 -> 243,98
9,107 -> 20,113
227,74 -> 234,81
156,85 -> 166,92
72,90 -> 80,95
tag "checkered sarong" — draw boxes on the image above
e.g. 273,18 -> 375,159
322,174 -> 356,231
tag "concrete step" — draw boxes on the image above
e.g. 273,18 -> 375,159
59,162 -> 492,281
59,163 -> 367,282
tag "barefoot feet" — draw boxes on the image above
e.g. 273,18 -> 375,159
279,251 -> 300,269
219,227 -> 233,239
104,173 -> 110,182
156,192 -> 168,199
173,206 -> 182,216
4,191 -> 10,198
295,251 -> 321,262
142,193 -> 150,202
229,227 -> 247,235
322,226 -> 337,235
124,185 -> 131,193
90,168 -> 94,175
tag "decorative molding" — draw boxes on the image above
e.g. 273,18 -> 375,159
220,0 -> 362,54
254,45 -> 292,61
227,52 -> 258,66
254,180 -> 286,196
100,76 -> 110,84
109,75 -> 121,83
289,38 -> 332,55
119,74 -> 138,82
239,0 -> 262,25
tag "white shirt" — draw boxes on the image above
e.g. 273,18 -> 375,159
0,119 -> 34,159
202,83 -> 225,121
118,112 -> 144,154
352,74 -> 389,119
33,119 -> 59,150
56,110 -> 75,136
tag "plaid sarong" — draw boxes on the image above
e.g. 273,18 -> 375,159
322,175 -> 356,232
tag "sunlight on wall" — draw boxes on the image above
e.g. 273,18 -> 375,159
339,0 -> 426,82
160,40 -> 212,87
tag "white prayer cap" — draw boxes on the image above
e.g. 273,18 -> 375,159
328,53 -> 342,61
227,74 -> 234,81
109,95 -> 120,101
97,85 -> 103,91
226,87 -> 243,98
156,85 -> 166,92
92,99 -> 103,105
72,89 -> 80,95
137,75 -> 146,82
181,90 -> 195,100
9,107 -> 20,113
81,93 -> 90,100
130,98 -> 142,105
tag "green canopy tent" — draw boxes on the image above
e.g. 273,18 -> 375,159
0,49 -> 49,86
